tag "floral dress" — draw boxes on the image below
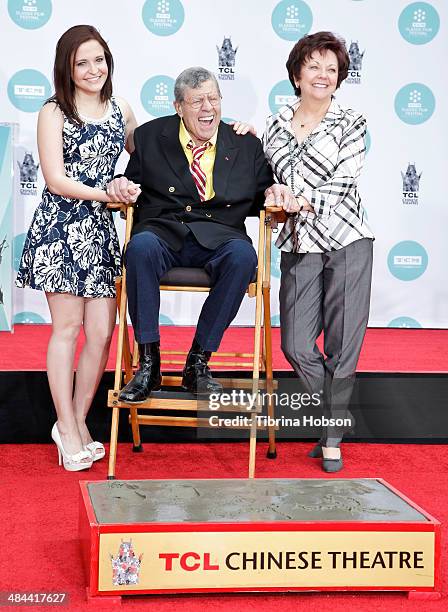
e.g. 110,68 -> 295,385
16,97 -> 125,298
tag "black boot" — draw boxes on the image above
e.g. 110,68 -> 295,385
182,339 -> 223,395
119,342 -> 162,403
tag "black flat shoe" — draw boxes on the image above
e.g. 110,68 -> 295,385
309,442 -> 341,459
322,457 -> 343,473
119,342 -> 162,403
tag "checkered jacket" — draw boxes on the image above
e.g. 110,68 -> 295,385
263,98 -> 374,253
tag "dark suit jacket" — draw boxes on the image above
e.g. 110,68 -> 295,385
124,114 -> 273,251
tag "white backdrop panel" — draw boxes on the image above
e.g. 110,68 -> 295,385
0,0 -> 446,328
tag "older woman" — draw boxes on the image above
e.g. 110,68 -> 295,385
264,31 -> 374,472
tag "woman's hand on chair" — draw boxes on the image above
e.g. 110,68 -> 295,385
106,177 -> 141,205
264,184 -> 297,211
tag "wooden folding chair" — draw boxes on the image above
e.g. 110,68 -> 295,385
106,203 -> 279,479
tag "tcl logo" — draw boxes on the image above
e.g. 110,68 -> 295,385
159,552 -> 219,571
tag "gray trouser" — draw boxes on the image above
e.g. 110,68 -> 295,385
280,238 -> 373,446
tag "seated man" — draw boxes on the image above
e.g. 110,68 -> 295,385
107,66 -> 285,402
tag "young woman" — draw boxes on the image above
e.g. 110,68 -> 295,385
16,25 -> 140,471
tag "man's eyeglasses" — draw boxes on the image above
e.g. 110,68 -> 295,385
183,95 -> 222,110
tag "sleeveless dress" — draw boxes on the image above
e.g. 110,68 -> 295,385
16,97 -> 125,298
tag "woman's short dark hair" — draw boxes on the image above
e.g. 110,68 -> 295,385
49,25 -> 114,124
286,31 -> 349,96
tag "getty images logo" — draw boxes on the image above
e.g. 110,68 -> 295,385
401,163 -> 422,206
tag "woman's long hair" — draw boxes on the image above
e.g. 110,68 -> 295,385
49,24 -> 114,124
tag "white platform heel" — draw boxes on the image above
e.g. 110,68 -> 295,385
84,441 -> 106,462
51,423 -> 93,471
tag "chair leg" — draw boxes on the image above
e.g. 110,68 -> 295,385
130,407 -> 143,452
107,406 -> 120,479
116,279 -> 133,385
248,409 -> 257,478
123,324 -> 133,384
263,285 -> 277,459
132,338 -> 139,368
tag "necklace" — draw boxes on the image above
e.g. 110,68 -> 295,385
297,113 -> 325,128
295,106 -> 328,129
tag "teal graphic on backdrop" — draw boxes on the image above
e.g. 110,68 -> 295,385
8,69 -> 51,113
159,314 -> 174,325
13,233 -> 26,272
271,0 -> 313,41
399,2 -> 439,45
271,242 -> 281,279
394,83 -> 435,125
271,314 -> 280,327
141,76 -> 175,117
14,311 -> 46,324
8,0 -> 52,30
388,240 -> 428,281
142,0 -> 184,36
365,129 -> 371,154
269,80 -> 296,114
388,316 -> 422,329
222,117 -> 236,125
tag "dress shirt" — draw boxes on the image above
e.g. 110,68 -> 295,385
263,97 -> 374,253
179,119 -> 218,201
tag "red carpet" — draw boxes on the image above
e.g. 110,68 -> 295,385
1,442 -> 447,610
2,325 -> 448,372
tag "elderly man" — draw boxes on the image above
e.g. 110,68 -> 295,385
107,67 -> 287,402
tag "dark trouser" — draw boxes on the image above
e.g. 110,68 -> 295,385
280,238 -> 373,447
125,231 -> 257,352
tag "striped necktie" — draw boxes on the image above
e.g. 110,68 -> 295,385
187,141 -> 209,201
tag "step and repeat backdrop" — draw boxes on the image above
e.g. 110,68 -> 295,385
0,0 -> 446,330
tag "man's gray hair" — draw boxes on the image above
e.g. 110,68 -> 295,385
174,67 -> 221,103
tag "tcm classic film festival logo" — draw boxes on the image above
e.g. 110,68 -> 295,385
8,0 -> 52,29
271,0 -> 313,40
142,0 -> 184,36
395,83 -> 435,125
140,75 -> 175,117
269,81 -> 296,114
399,2 -> 440,45
388,241 -> 428,281
217,37 -> 238,81
7,69 -> 51,113
401,163 -> 422,206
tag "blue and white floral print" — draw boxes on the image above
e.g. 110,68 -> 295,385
16,97 -> 125,298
